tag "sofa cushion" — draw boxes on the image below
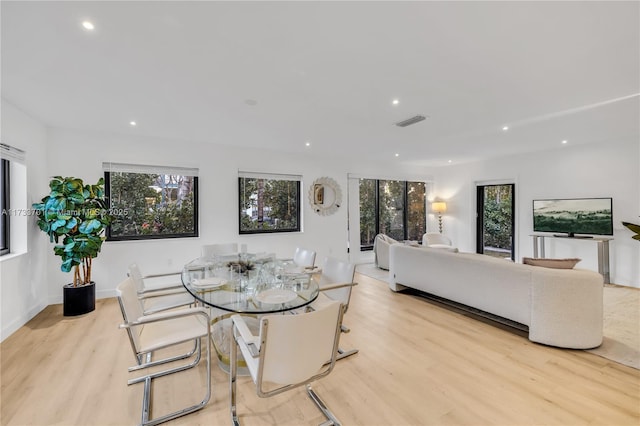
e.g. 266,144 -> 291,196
428,244 -> 459,253
522,257 -> 581,269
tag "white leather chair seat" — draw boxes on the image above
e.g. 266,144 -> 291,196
138,312 -> 209,353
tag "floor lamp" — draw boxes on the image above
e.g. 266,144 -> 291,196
431,201 -> 447,234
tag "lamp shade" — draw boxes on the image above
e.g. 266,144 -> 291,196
431,201 -> 447,213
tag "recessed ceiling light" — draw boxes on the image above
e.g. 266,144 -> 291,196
502,126 -> 509,131
129,121 -> 137,127
82,21 -> 95,31
392,99 -> 399,105
305,141 -> 311,147
448,160 -> 452,164
395,153 -> 400,157
562,140 -> 568,144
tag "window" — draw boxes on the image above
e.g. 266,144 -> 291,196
239,172 -> 301,234
359,179 -> 426,250
104,163 -> 198,241
1,143 -> 26,256
1,158 -> 9,255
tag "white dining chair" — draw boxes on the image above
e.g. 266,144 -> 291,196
230,300 -> 344,425
128,263 -> 194,314
116,277 -> 211,426
292,247 -> 317,269
312,257 -> 358,361
201,243 -> 239,258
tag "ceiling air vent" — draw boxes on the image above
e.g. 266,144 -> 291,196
394,115 -> 428,127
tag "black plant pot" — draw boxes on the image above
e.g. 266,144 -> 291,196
63,282 -> 96,316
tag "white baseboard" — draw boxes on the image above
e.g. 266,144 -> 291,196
1,301 -> 47,342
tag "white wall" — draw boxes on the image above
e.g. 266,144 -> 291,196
0,100 -> 50,340
45,128 -> 429,303
3,105 -> 637,342
433,137 -> 639,287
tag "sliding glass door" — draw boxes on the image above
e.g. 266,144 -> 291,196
359,179 -> 426,250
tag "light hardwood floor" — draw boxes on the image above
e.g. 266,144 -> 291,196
1,273 -> 639,425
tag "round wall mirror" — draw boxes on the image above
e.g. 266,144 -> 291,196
308,177 -> 342,216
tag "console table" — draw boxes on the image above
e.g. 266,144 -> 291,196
530,233 -> 612,283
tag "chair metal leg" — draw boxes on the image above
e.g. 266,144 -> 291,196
129,339 -> 202,385
133,336 -> 211,426
336,347 -> 359,361
141,376 -> 152,426
130,340 -> 199,372
230,334 -> 241,426
306,384 -> 341,426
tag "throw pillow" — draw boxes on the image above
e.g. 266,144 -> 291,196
522,257 -> 581,269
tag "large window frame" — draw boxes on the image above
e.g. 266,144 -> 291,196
1,158 -> 10,255
238,172 -> 301,235
359,179 -> 426,251
104,162 -> 199,241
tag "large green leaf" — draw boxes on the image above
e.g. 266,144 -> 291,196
37,221 -> 50,233
84,208 -> 98,219
61,258 -> 74,273
622,221 -> 640,234
51,219 -> 67,231
65,179 -> 82,192
79,219 -> 101,234
622,222 -> 640,242
45,197 -> 65,212
69,193 -> 85,205
49,177 -> 64,191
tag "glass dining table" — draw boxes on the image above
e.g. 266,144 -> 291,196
181,253 -> 320,372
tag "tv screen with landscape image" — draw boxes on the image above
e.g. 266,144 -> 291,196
533,198 -> 613,237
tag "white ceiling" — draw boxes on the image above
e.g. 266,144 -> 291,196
2,1 -> 639,167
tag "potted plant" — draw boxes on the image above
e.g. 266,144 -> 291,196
32,176 -> 113,316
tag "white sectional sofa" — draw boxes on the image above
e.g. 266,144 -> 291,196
388,244 -> 603,349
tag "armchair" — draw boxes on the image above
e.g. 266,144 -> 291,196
422,232 -> 458,251
373,234 -> 398,270
116,277 -> 211,426
230,300 -> 344,425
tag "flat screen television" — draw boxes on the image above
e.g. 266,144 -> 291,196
532,198 -> 613,237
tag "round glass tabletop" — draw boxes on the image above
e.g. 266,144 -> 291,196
181,255 -> 319,314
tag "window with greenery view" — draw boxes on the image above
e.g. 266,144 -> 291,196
239,173 -> 301,234
104,164 -> 198,241
1,159 -> 9,255
359,179 -> 426,250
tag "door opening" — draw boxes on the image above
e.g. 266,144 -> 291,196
476,184 -> 515,260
